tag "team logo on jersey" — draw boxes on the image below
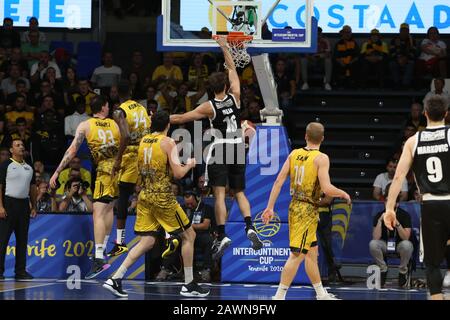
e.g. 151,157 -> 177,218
253,211 -> 281,238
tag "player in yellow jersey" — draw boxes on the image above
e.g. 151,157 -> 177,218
103,111 -> 210,298
262,122 -> 351,300
106,83 -> 152,257
50,95 -> 120,279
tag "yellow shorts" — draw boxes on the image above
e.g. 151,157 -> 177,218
93,171 -> 119,202
119,151 -> 138,184
288,200 -> 319,254
134,190 -> 191,235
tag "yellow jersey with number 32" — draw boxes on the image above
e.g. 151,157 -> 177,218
119,100 -> 151,151
289,147 -> 322,204
86,117 -> 120,168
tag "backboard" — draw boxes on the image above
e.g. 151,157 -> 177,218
158,0 -> 318,53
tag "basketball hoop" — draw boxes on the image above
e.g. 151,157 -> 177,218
213,32 -> 253,69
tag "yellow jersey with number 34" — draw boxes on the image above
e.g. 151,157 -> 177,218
86,117 -> 120,167
119,100 -> 151,151
138,133 -> 172,194
289,147 -> 322,205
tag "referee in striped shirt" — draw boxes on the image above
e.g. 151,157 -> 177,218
0,139 -> 37,280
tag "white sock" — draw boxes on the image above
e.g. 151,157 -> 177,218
95,244 -> 104,259
184,267 -> 193,284
112,265 -> 128,280
274,284 -> 289,300
117,229 -> 125,244
313,282 -> 327,297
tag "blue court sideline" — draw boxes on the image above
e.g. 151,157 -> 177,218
0,279 -> 434,300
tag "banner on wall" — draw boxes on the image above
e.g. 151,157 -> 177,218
180,0 -> 450,34
4,214 -> 145,279
0,0 -> 92,28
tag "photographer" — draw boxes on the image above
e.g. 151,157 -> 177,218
36,181 -> 58,212
58,177 -> 92,212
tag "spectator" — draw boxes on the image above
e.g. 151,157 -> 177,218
31,109 -> 66,167
124,50 -> 151,83
416,27 -> 447,79
183,190 -> 214,282
0,18 -> 21,49
241,85 -> 263,111
90,51 -> 122,90
187,53 -> 209,91
44,67 -> 64,96
169,82 -> 206,115
273,58 -> 296,110
139,85 -> 159,110
146,99 -> 159,116
0,147 -> 10,163
1,64 -> 30,98
36,181 -> 57,212
33,160 -> 50,182
196,174 -> 212,198
369,183 -> 413,287
37,95 -> 62,117
35,79 -> 63,108
389,23 -> 417,88
71,79 -> 97,115
30,51 -> 62,83
9,118 -> 32,162
55,157 -> 92,196
405,102 -> 427,132
6,79 -> 36,108
128,72 -> 144,100
0,47 -> 29,77
21,17 -> 46,44
242,100 -> 262,124
151,53 -> 183,89
58,177 -> 92,212
300,27 -> 332,91
63,67 -> 78,106
360,29 -> 388,88
171,180 -> 182,197
64,96 -> 90,138
0,121 -> 8,148
333,25 -> 359,88
241,64 -> 257,86
5,95 -> 34,130
373,159 -> 408,201
423,78 -> 450,107
21,30 -> 48,69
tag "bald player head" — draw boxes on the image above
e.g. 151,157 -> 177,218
305,122 -> 324,145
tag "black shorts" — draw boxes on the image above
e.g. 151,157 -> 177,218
206,142 -> 246,190
421,200 -> 450,267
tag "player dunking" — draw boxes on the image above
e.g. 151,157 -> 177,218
262,122 -> 351,300
103,111 -> 209,298
384,96 -> 450,300
170,37 -> 263,259
107,83 -> 152,257
50,95 -> 120,279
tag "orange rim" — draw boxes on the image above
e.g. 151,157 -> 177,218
213,32 -> 253,43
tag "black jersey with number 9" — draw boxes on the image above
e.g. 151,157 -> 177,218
412,126 -> 450,195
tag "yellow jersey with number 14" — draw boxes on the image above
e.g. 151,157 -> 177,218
289,147 -> 322,205
119,100 -> 151,152
86,117 -> 120,172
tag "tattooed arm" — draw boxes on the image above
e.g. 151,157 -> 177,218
49,121 -> 88,189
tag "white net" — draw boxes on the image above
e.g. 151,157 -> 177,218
226,38 -> 252,69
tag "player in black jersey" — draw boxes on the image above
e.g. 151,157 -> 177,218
170,37 -> 263,259
384,96 -> 450,300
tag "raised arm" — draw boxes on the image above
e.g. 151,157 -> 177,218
216,36 -> 240,100
49,122 -> 88,189
161,137 -> 196,179
316,154 -> 351,202
112,108 -> 130,176
262,154 -> 291,224
170,101 -> 213,125
384,136 -> 415,230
